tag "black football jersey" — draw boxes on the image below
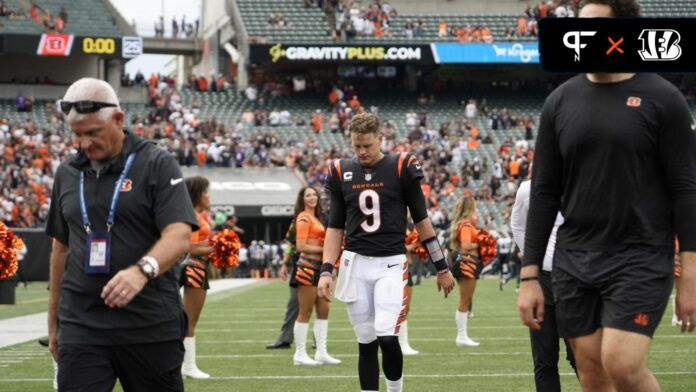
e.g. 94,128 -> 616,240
326,153 -> 425,257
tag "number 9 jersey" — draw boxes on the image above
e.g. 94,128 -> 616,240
326,152 -> 428,257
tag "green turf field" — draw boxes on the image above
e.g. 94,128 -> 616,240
0,279 -> 693,391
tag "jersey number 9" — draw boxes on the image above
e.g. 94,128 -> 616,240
359,190 -> 381,233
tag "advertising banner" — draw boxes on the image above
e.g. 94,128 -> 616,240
250,43 -> 435,64
433,42 -> 539,64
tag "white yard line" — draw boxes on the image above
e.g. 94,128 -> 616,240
1,371 -> 694,382
0,279 -> 258,349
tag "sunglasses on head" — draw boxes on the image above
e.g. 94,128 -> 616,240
60,100 -> 118,115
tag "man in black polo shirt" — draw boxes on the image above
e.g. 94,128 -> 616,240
46,78 -> 198,391
518,2 -> 696,392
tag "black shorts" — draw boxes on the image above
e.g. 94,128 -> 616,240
553,247 -> 673,339
292,256 -> 321,287
58,340 -> 184,392
179,258 -> 209,290
451,254 -> 482,280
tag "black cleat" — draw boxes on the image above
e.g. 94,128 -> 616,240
38,337 -> 49,347
266,341 -> 291,349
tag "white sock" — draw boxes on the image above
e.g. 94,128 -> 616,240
386,376 -> 403,392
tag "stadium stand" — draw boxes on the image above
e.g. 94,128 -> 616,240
2,75 -> 695,232
0,0 -> 122,36
236,0 -> 329,43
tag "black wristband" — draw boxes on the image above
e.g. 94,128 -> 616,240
433,259 -> 449,272
422,236 -> 448,272
520,276 -> 539,282
319,263 -> 334,274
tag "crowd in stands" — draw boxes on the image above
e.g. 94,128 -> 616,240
153,15 -> 199,39
268,12 -> 289,27
507,0 -> 579,38
438,21 -> 494,43
0,82 -> 534,233
306,0 -> 495,43
121,72 -> 233,93
313,0 -> 399,41
4,73 -> 694,242
0,1 -> 68,33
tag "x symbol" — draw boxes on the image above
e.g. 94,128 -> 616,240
606,37 -> 624,55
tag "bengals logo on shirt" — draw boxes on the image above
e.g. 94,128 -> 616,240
120,179 -> 133,192
626,97 -> 642,107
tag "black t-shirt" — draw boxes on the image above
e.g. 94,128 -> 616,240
326,153 -> 426,257
525,74 -> 696,268
46,130 -> 199,345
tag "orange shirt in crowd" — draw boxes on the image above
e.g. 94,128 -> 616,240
518,17 -> 527,34
196,150 -> 207,166
311,113 -> 324,132
470,127 -> 479,139
509,160 -> 520,177
468,138 -> 479,150
328,91 -> 339,105
349,97 -> 361,110
481,27 -> 493,43
456,27 -> 468,42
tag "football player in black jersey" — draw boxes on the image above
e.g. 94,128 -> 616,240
318,113 -> 455,392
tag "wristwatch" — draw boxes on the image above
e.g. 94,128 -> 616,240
136,256 -> 159,280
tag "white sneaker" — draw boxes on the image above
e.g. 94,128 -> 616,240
294,351 -> 321,366
315,351 -> 341,364
672,317 -> 682,326
456,337 -> 480,347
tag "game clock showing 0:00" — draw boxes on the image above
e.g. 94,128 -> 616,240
81,37 -> 116,55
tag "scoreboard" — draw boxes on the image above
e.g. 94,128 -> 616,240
0,33 -> 142,59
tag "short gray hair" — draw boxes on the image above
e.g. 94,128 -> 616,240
62,78 -> 121,123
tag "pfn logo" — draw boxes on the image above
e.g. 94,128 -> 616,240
638,29 -> 682,61
563,31 -> 597,61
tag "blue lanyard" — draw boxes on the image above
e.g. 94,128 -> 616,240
79,153 -> 136,233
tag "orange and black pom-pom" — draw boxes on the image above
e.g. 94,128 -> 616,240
476,229 -> 498,266
0,222 -> 24,280
208,229 -> 242,269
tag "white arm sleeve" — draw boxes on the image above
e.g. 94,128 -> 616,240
510,180 -> 531,254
